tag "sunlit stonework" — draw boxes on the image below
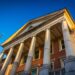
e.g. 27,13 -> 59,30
0,9 -> 75,75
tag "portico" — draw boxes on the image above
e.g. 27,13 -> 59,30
0,9 -> 75,75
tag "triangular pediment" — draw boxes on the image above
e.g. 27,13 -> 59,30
2,8 -> 75,46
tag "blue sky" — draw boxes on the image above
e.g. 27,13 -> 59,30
0,0 -> 75,52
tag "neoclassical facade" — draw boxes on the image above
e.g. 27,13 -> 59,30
0,9 -> 75,75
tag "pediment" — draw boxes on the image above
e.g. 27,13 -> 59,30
2,8 -> 75,46
14,9 -> 65,38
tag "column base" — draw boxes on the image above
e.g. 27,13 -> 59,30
0,70 -> 4,75
39,64 -> 50,75
22,71 -> 30,75
10,62 -> 19,75
64,56 -> 75,75
65,71 -> 75,75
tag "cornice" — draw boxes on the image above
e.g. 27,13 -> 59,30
3,16 -> 64,50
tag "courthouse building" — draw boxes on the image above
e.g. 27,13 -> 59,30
0,9 -> 75,75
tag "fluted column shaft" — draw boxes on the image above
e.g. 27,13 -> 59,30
23,36 -> 36,75
20,55 -> 25,65
10,42 -> 24,75
0,47 -> 14,75
62,20 -> 75,75
62,20 -> 75,56
43,29 -> 51,65
39,29 -> 51,75
0,52 -> 4,62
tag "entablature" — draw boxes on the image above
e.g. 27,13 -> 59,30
3,15 -> 65,50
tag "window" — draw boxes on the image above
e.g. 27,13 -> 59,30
59,39 -> 65,51
34,49 -> 39,59
24,55 -> 27,63
50,42 -> 54,54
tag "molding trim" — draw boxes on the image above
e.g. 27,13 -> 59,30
3,16 -> 64,50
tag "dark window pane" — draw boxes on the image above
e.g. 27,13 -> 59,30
35,49 -> 39,59
61,39 -> 65,49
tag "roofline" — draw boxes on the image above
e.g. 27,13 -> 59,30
1,8 -> 75,47
1,8 -> 65,46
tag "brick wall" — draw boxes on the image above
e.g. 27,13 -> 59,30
51,39 -> 66,70
16,38 -> 66,72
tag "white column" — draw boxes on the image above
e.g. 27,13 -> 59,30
24,36 -> 36,74
39,29 -> 51,75
0,52 -> 4,62
0,47 -> 14,75
62,20 -> 75,75
62,20 -> 75,56
20,55 -> 25,65
10,42 -> 24,75
43,29 -> 51,65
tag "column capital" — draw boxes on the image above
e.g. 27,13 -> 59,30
32,35 -> 36,38
62,18 -> 66,21
62,20 -> 67,25
45,28 -> 50,32
20,41 -> 24,43
44,28 -> 50,32
46,28 -> 50,30
10,46 -> 14,49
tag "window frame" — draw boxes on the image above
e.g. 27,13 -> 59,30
50,41 -> 54,55
59,39 -> 65,51
33,49 -> 39,60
